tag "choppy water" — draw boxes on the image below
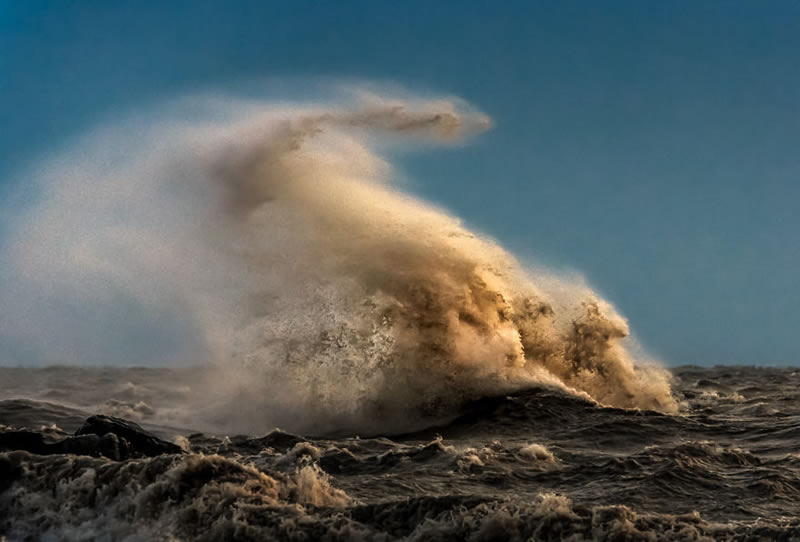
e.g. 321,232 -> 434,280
1,365 -> 799,541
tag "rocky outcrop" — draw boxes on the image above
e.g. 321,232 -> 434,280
0,415 -> 182,460
75,415 -> 183,457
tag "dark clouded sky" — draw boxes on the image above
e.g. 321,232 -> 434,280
2,1 -> 799,365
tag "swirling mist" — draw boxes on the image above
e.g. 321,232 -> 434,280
0,86 -> 675,434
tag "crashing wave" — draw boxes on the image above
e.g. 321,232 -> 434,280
3,85 -> 675,434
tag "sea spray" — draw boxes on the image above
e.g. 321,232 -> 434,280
1,86 -> 675,435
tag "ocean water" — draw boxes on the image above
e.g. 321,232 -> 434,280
2,89 -> 798,540
2,365 -> 799,541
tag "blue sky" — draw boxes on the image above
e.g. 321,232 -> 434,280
1,1 -> 799,365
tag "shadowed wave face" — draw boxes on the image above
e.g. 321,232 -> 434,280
1,86 -> 675,435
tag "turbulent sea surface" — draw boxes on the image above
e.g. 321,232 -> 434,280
1,88 -> 798,540
2,365 -> 800,541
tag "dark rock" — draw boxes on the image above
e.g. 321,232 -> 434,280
51,434 -> 102,456
75,415 -> 183,457
97,432 -> 130,461
0,431 -> 48,454
0,416 -> 181,460
0,430 -> 113,459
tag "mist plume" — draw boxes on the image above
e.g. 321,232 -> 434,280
1,86 -> 675,434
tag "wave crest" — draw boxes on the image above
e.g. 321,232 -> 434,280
4,85 -> 675,434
